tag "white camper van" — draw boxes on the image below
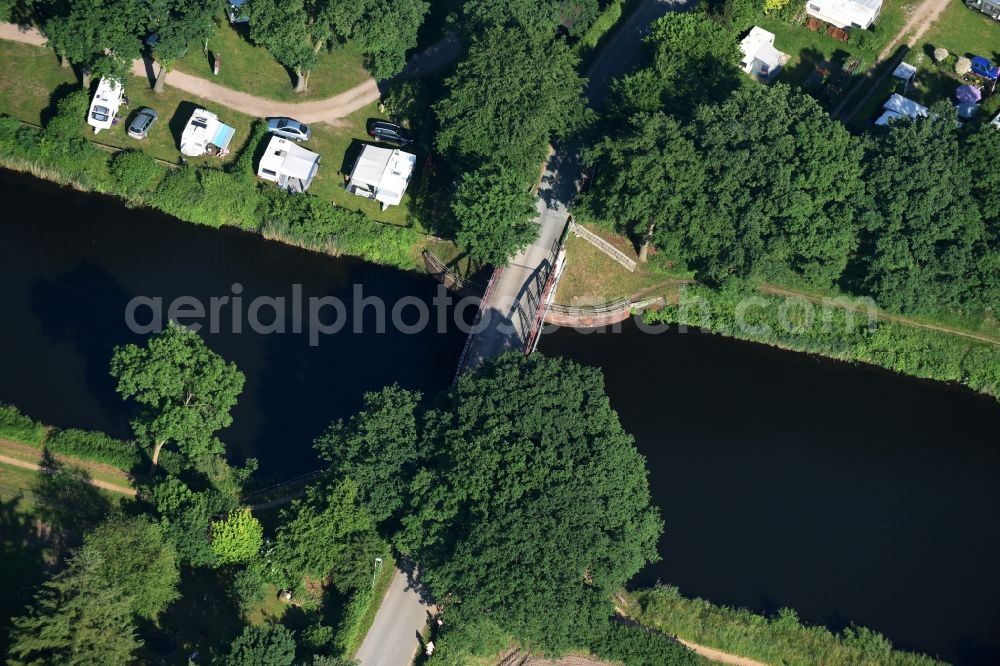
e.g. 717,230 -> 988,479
87,78 -> 125,134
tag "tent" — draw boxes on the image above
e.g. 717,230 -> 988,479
955,84 -> 983,103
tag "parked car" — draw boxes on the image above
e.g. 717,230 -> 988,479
127,108 -> 158,139
971,56 -> 1000,81
267,117 -> 311,142
367,121 -> 415,147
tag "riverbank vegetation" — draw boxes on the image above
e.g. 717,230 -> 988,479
625,585 -> 944,666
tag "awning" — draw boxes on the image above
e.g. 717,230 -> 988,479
212,123 -> 235,151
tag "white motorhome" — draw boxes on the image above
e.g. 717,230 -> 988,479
87,78 -> 125,134
346,145 -> 416,209
806,0 -> 882,29
257,135 -> 321,193
179,108 -> 236,157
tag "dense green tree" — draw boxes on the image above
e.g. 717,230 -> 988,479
273,479 -> 386,592
855,106 -> 987,313
398,353 -> 662,653
248,0 -> 317,92
147,0 -> 219,92
152,476 -> 232,566
221,624 -> 297,666
211,509 -> 264,565
461,0 -> 599,37
43,0 -> 147,86
434,25 -> 586,170
315,385 -> 421,523
7,548 -> 141,665
579,112 -> 705,262
111,322 -> 245,472
350,0 -> 429,79
612,13 -> 741,118
84,514 -> 180,620
451,164 -> 540,266
962,126 -> 1000,312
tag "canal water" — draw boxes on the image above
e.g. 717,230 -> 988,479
541,319 -> 1000,665
1,170 -> 998,663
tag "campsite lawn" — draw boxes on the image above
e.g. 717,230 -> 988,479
0,40 -> 76,124
903,0 -> 1000,109
173,18 -> 371,102
758,0 -> 917,90
307,104 -> 418,228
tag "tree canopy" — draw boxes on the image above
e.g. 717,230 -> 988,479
83,514 -> 180,620
273,478 -> 386,592
211,509 -> 264,565
111,322 -> 245,471
7,547 -> 142,665
451,165 -> 540,266
315,384 -> 422,523
221,625 -> 297,666
434,25 -> 586,172
43,0 -> 148,82
398,353 -> 662,652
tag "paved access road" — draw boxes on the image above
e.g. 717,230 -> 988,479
355,568 -> 433,666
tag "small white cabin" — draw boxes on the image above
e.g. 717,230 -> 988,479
346,145 -> 416,209
257,135 -> 321,193
806,0 -> 882,29
875,94 -> 928,126
179,109 -> 236,157
739,27 -> 786,82
87,78 -> 125,134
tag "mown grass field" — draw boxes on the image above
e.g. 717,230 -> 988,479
173,18 -> 371,102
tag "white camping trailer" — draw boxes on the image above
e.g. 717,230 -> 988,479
805,0 -> 882,29
346,145 -> 416,209
179,108 -> 236,157
257,135 -> 321,193
87,78 -> 125,134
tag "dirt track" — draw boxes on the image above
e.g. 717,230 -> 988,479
0,22 -> 380,124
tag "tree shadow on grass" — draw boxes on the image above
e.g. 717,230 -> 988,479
39,82 -> 82,128
31,449 -> 112,556
0,495 -> 48,655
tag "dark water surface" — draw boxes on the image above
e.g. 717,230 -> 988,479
541,319 -> 1000,665
0,170 -> 467,478
2,170 -> 999,663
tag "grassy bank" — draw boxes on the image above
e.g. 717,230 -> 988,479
624,585 -> 943,666
645,281 -> 1000,401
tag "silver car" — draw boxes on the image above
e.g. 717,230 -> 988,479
266,117 -> 311,142
127,108 -> 158,139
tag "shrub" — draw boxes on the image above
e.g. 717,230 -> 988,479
152,166 -> 261,229
588,621 -> 700,665
980,93 -> 1000,118
0,405 -> 46,445
227,560 -> 272,613
578,0 -> 624,53
109,150 -> 166,196
211,509 -> 264,565
46,428 -> 140,470
764,0 -> 791,12
956,56 -> 972,75
933,47 -> 949,62
229,120 -> 268,179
